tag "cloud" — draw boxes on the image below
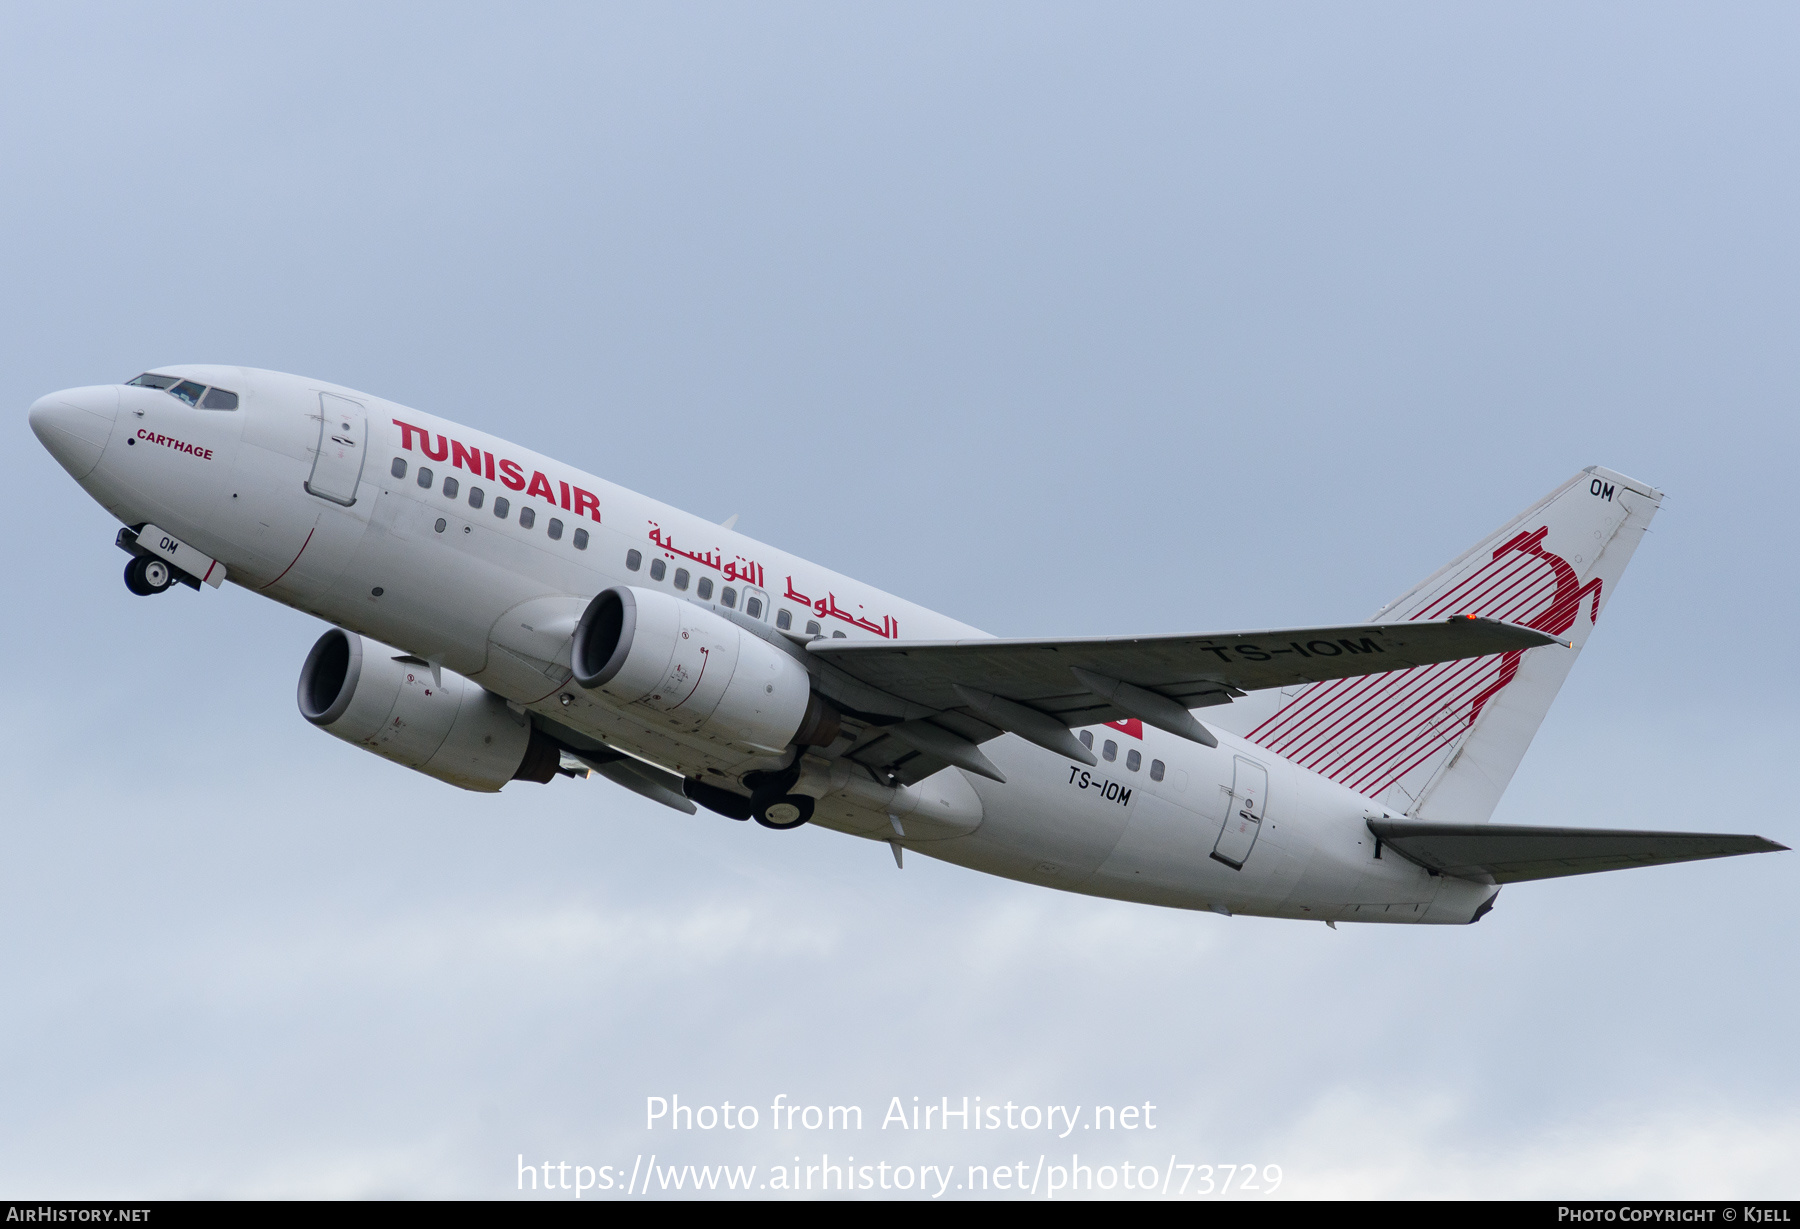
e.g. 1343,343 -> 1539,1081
1282,1093 -> 1800,1199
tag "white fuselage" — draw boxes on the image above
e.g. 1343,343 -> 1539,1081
30,366 -> 1494,925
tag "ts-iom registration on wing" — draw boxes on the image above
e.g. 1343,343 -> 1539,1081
28,368 -> 1785,924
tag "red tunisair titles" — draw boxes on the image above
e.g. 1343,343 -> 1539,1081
392,419 -> 601,522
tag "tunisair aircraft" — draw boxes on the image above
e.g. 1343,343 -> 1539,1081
29,367 -> 1785,924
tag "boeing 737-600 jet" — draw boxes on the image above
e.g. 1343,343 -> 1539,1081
27,367 -> 1785,924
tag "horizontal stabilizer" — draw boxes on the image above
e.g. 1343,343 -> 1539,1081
1368,819 -> 1787,884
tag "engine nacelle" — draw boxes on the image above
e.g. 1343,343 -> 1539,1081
571,585 -> 838,751
298,629 -> 559,791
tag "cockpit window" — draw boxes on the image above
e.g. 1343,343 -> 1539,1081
126,373 -> 239,410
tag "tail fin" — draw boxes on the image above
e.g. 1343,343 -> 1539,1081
1244,467 -> 1662,822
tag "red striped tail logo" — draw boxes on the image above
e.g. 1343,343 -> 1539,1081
1246,526 -> 1602,800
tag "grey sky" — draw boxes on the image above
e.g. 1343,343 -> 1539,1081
3,2 -> 1795,1198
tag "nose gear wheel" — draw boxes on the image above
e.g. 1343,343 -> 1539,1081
124,555 -> 174,596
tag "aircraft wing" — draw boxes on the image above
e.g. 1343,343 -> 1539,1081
804,617 -> 1557,785
1367,819 -> 1788,884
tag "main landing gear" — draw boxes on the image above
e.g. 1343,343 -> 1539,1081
687,773 -> 816,830
743,766 -> 814,830
754,794 -> 814,830
124,555 -> 174,596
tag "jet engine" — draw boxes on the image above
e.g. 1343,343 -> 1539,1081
571,585 -> 839,752
297,628 -> 561,791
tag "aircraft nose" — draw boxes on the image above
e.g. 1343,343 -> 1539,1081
29,385 -> 120,480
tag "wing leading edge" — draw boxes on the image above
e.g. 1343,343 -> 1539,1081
807,616 -> 1556,712
805,616 -> 1557,786
1368,819 -> 1787,884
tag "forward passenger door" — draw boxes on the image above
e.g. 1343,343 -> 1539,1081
305,392 -> 367,506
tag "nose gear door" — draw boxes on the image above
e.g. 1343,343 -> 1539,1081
1211,756 -> 1268,869
305,392 -> 367,506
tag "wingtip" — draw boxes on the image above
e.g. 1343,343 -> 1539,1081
1728,836 -> 1788,854
1462,614 -> 1563,648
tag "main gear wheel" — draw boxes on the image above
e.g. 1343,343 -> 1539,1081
753,795 -> 814,830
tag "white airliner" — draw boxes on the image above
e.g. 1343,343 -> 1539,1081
29,367 -> 1784,924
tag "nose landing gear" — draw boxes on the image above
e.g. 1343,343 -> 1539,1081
124,555 -> 174,596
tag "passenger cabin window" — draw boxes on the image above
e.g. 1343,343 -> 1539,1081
1103,739 -> 1117,762
170,380 -> 206,406
673,568 -> 689,590
1126,749 -> 1141,772
626,549 -> 641,571
200,388 -> 238,410
468,486 -> 484,509
720,587 -> 736,609
494,496 -> 511,519
806,620 -> 821,636
745,596 -> 763,619
417,467 -> 433,489
831,630 -> 846,638
1079,731 -> 1094,750
696,577 -> 713,600
443,476 -> 459,499
649,558 -> 666,581
776,609 -> 792,631
391,457 -> 407,479
1150,759 -> 1165,782
519,506 -> 536,529
547,518 -> 563,541
573,528 -> 589,550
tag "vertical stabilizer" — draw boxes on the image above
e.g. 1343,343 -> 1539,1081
1243,468 -> 1662,823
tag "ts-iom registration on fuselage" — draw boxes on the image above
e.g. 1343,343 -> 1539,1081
28,367 -> 1785,924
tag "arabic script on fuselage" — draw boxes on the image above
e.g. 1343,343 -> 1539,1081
781,575 -> 897,639
645,522 -> 897,638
